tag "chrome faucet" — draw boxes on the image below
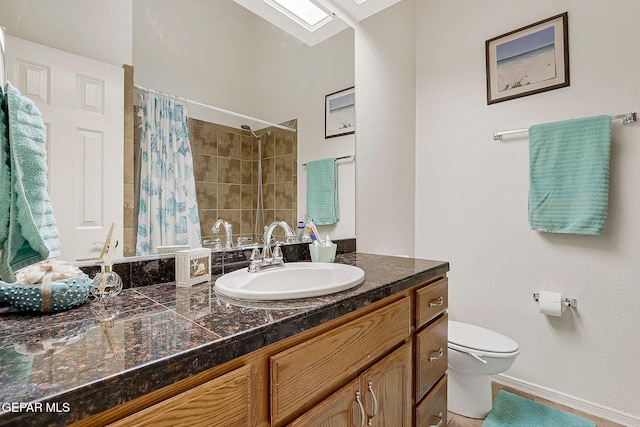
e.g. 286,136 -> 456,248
263,221 -> 296,249
212,219 -> 233,249
248,221 -> 296,272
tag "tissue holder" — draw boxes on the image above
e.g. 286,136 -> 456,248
533,291 -> 577,317
176,248 -> 212,287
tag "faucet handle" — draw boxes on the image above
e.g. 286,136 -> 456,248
236,236 -> 252,248
248,248 -> 261,272
250,247 -> 261,261
273,243 -> 283,262
262,243 -> 273,262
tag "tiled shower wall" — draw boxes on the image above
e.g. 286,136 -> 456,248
192,119 -> 298,247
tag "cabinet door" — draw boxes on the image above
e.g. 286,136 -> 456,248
287,378 -> 363,427
362,343 -> 412,427
109,365 -> 253,427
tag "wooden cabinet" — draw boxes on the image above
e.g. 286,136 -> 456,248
108,364 -> 254,427
270,297 -> 410,425
288,343 -> 412,427
413,277 -> 448,427
89,275 -> 449,427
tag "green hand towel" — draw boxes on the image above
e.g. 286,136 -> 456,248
306,158 -> 339,225
528,115 -> 611,235
0,82 -> 61,283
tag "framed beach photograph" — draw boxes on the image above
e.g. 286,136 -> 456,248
486,12 -> 569,104
325,87 -> 355,138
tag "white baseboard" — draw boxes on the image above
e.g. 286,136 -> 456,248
494,374 -> 640,427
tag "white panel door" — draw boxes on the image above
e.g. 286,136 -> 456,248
5,36 -> 124,261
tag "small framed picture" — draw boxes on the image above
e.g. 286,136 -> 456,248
486,12 -> 569,105
325,87 -> 355,138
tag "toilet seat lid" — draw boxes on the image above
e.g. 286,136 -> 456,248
448,320 -> 518,354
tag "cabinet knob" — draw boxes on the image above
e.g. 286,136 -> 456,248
429,411 -> 444,427
355,391 -> 366,427
366,380 -> 379,425
428,347 -> 444,362
429,296 -> 444,307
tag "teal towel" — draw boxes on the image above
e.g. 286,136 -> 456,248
0,82 -> 61,283
306,158 -> 339,225
528,115 -> 611,235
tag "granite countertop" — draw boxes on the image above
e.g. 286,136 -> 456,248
0,253 -> 449,426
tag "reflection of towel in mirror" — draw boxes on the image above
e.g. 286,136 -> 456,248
0,87 -> 10,249
0,82 -> 60,283
306,158 -> 339,225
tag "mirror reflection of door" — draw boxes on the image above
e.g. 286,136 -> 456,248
5,36 -> 124,261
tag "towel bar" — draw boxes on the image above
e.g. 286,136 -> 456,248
493,112 -> 637,141
302,155 -> 355,167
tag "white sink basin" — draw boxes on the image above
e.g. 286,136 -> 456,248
214,262 -> 365,301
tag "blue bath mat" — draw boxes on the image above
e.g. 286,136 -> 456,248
483,390 -> 596,427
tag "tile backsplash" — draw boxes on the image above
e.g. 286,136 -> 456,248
80,239 -> 356,289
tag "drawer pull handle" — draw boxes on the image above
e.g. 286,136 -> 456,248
366,380 -> 379,425
428,347 -> 444,362
355,391 -> 366,427
429,296 -> 444,307
430,411 -> 444,427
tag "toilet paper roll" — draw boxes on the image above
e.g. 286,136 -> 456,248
538,291 -> 565,317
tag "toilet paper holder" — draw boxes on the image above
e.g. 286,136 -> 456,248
532,292 -> 577,308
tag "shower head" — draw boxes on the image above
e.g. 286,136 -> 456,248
241,124 -> 270,140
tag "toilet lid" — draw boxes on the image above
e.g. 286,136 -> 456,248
448,320 -> 518,353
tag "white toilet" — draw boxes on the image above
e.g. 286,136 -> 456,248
447,320 -> 520,419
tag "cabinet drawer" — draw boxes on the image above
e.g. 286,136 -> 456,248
415,278 -> 448,329
271,297 -> 411,425
108,364 -> 253,427
415,314 -> 448,402
415,375 -> 447,427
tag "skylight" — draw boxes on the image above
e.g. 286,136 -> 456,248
264,0 -> 333,32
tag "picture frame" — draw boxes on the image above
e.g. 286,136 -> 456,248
325,87 -> 355,138
486,12 -> 569,105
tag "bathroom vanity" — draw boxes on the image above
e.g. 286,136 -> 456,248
0,253 -> 448,427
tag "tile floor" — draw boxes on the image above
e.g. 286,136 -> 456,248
446,383 -> 626,427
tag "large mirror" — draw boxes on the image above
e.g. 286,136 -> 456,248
0,0 -> 357,262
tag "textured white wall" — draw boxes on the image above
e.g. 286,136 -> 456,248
414,0 -> 640,419
355,0 -> 416,257
0,0 -> 132,66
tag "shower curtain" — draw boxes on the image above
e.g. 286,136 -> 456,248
135,93 -> 201,256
